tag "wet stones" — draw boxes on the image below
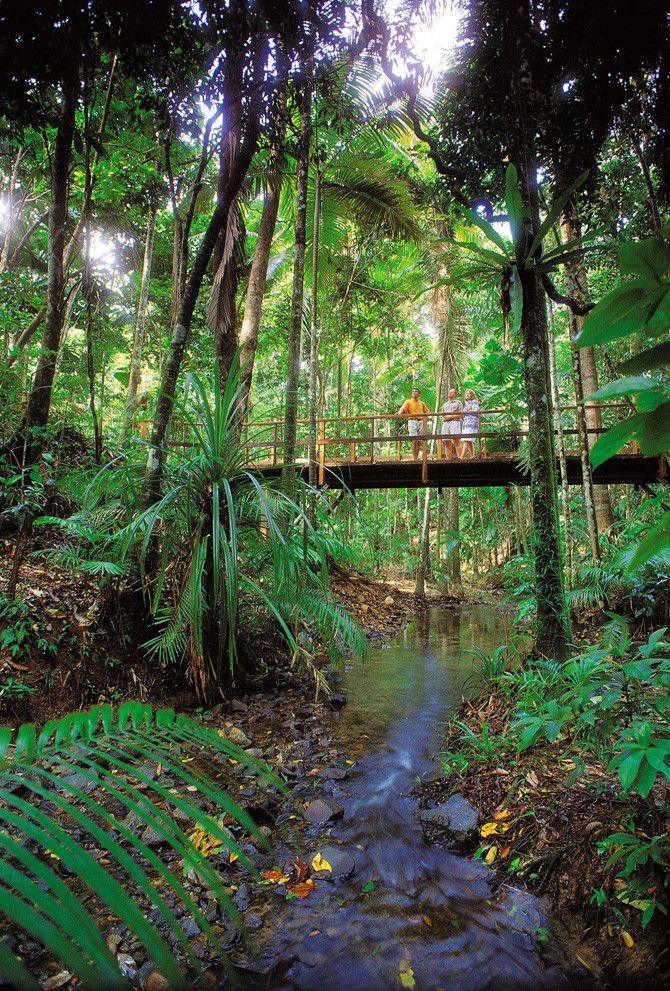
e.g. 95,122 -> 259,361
418,794 -> 480,851
311,845 -> 356,881
303,798 -> 344,825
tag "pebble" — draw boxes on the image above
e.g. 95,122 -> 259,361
303,798 -> 344,825
244,911 -> 264,932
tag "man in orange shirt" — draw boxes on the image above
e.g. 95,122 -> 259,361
397,386 -> 430,460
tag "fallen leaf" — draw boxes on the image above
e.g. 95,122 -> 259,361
311,852 -> 332,873
525,771 -> 539,788
494,809 -> 512,820
229,852 -> 238,864
308,930 -> 321,937
362,880 -> 375,893
423,915 -> 433,927
292,859 -> 309,883
484,845 -> 498,865
261,870 -> 291,884
286,880 -> 315,898
481,822 -> 498,837
621,931 -> 634,948
399,958 -> 415,989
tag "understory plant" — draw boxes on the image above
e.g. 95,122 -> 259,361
459,617 -> 670,927
0,702 -> 280,989
38,363 -> 366,701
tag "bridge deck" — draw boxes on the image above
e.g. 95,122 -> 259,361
254,453 -> 664,490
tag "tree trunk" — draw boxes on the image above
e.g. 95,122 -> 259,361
122,205 -> 157,441
547,301 -> 573,587
308,167 -> 321,497
2,65 -> 78,466
415,487 -> 431,597
504,0 -> 571,660
560,202 -> 614,533
283,62 -> 313,486
238,147 -> 284,419
571,341 -> 601,563
147,36 -> 266,499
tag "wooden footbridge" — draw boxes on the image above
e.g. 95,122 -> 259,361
163,406 -> 666,491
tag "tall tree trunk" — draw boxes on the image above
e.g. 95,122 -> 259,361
560,201 -> 614,533
415,487 -> 431,597
571,342 -> 601,564
283,62 -> 313,485
547,301 -> 573,587
3,65 -> 78,466
505,0 -> 571,660
84,230 -> 102,463
209,198 -> 243,389
147,35 -> 266,499
238,139 -> 284,419
308,167 -> 321,499
122,205 -> 157,441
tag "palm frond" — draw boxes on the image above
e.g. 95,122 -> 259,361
0,703 -> 281,988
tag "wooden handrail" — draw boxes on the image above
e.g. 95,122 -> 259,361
240,403 -> 629,428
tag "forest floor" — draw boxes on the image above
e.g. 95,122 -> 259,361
418,691 -> 669,989
3,537 -> 664,987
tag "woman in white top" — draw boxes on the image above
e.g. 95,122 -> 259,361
441,388 -> 463,460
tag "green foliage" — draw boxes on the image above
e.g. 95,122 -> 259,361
0,594 -> 56,663
0,702 -> 281,988
578,233 -> 670,565
42,363 -> 366,700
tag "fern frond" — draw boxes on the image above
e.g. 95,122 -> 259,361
0,703 -> 282,988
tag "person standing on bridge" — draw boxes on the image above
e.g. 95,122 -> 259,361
460,388 -> 480,460
396,386 -> 430,460
441,388 -> 463,460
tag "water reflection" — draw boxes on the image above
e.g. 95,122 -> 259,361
237,607 -> 568,991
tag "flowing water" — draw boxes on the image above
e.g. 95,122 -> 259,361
237,606 -> 572,990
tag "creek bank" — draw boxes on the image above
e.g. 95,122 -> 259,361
418,689 -> 669,989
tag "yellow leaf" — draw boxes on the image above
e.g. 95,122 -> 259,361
311,853 -> 332,873
484,845 -> 497,865
494,810 -> 512,820
399,958 -> 416,989
275,754 -> 283,765
346,760 -> 354,766
423,915 -> 433,927
621,931 -> 634,948
481,822 -> 498,837
229,852 -> 238,864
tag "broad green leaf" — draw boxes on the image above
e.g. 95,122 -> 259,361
590,415 -> 643,469
576,281 -> 669,348
585,376 -> 661,401
636,400 -> 670,454
617,751 -> 643,789
618,342 -> 670,374
634,759 -> 656,798
526,170 -> 589,261
619,238 -> 670,281
458,204 -> 511,255
629,514 -> 670,571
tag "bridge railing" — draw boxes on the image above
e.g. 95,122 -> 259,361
140,403 -> 634,485
236,403 -> 632,484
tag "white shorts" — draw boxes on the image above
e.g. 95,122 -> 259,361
408,419 -> 424,437
442,420 -> 461,436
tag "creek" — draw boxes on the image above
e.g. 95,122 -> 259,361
235,605 -> 572,990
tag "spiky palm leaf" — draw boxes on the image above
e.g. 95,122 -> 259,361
0,702 -> 280,989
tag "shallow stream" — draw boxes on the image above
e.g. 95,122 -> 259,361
236,606 -> 572,990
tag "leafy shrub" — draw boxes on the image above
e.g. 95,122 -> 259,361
0,594 -> 56,662
37,364 -> 366,701
0,702 -> 280,988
